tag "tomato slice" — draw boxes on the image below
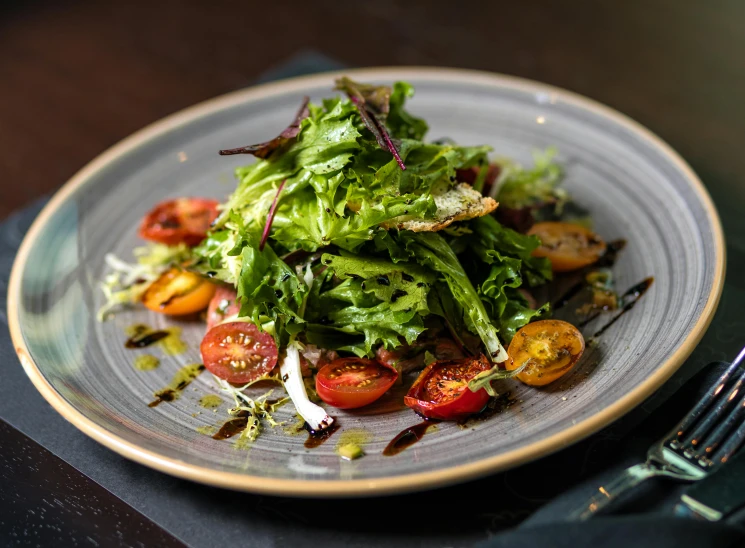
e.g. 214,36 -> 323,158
200,322 -> 278,383
404,355 -> 492,421
315,358 -> 398,409
142,267 -> 216,316
506,319 -> 585,386
206,285 -> 240,331
138,198 -> 219,247
527,222 -> 606,272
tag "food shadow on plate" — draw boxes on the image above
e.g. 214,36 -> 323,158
338,379 -> 411,416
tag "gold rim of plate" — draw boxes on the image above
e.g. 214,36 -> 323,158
7,67 -> 726,497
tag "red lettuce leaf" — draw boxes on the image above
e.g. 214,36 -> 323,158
335,77 -> 406,171
260,179 -> 286,251
219,97 -> 310,159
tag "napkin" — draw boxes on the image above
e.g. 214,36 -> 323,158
477,361 -> 745,547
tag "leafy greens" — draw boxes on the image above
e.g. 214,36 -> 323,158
192,77 -> 561,390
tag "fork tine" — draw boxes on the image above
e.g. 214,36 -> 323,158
675,347 -> 745,439
698,391 -> 745,460
711,415 -> 745,464
683,368 -> 745,450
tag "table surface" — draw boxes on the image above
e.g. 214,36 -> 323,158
2,1 -> 745,547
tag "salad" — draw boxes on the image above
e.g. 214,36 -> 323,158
100,77 -> 612,439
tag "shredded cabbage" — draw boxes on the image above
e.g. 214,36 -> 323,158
97,243 -> 190,321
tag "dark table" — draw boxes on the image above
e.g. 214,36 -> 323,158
2,1 -> 745,546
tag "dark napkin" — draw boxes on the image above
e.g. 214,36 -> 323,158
3,52 -> 745,548
477,361 -> 745,547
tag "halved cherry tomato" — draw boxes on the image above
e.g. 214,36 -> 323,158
315,358 -> 398,409
138,198 -> 219,247
206,285 -> 240,331
142,267 -> 216,316
404,355 -> 492,421
200,321 -> 278,383
506,319 -> 585,386
527,222 -> 606,272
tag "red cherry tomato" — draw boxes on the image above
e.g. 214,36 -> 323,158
139,198 -> 219,247
205,285 -> 240,331
404,355 -> 493,421
200,322 -> 278,383
315,358 -> 398,409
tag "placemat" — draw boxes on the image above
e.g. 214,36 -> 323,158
2,51 -> 743,548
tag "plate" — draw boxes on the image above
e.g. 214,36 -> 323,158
8,68 -> 724,497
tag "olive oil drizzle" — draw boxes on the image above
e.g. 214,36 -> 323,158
148,363 -> 205,407
591,277 -> 654,339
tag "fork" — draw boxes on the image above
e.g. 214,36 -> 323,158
570,346 -> 745,521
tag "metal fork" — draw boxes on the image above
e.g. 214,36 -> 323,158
570,346 -> 745,520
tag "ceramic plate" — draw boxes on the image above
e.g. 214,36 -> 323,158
8,68 -> 724,496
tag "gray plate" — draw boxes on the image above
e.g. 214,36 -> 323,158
8,68 -> 724,497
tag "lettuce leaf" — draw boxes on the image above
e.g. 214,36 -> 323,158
468,215 -> 552,288
219,97 -> 310,159
461,215 -> 551,342
494,148 -> 567,210
387,82 -> 428,141
214,97 -> 363,229
193,214 -> 307,346
391,231 -> 509,363
303,254 -> 436,356
270,177 -> 435,253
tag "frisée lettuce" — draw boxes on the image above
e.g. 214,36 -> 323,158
190,78 -> 556,381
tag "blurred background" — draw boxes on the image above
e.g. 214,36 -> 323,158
2,0 -> 744,222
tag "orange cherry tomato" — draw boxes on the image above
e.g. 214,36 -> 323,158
404,355 -> 493,421
142,267 -> 216,316
527,222 -> 606,272
138,198 -> 219,247
315,358 -> 398,409
506,319 -> 585,386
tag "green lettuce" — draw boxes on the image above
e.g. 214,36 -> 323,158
464,215 -> 552,342
193,213 -> 307,346
192,79 -> 560,373
494,148 -> 567,210
393,231 -> 509,363
304,254 -> 436,356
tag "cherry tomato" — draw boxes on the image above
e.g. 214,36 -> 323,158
506,319 -> 585,386
527,222 -> 606,272
404,355 -> 493,421
315,358 -> 398,409
206,285 -> 240,331
142,267 -> 216,316
200,321 -> 278,383
138,198 -> 219,247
